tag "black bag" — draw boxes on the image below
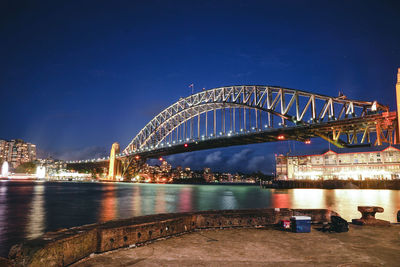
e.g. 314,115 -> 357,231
330,215 -> 349,233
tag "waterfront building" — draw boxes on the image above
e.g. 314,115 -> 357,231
160,160 -> 172,173
37,158 -> 67,177
203,167 -> 214,182
275,144 -> 400,180
0,139 -> 36,169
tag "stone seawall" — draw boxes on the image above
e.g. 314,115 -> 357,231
8,208 -> 338,267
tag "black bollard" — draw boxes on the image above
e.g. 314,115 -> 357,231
397,210 -> 400,223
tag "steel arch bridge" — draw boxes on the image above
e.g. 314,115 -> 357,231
124,85 -> 395,153
67,85 -> 398,179
103,85 -> 396,178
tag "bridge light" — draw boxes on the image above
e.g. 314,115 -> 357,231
184,143 -> 188,148
265,125 -> 268,128
186,138 -> 190,141
240,129 -> 243,132
371,101 -> 377,112
305,139 -> 311,144
135,155 -> 140,160
277,135 -> 285,140
159,157 -> 163,161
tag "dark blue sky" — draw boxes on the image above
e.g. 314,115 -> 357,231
1,0 -> 400,173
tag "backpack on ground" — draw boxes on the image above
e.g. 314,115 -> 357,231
330,215 -> 349,233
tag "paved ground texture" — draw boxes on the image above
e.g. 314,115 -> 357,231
73,225 -> 400,267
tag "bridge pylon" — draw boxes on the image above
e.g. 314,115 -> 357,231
108,142 -> 122,180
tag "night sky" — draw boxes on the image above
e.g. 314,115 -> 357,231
1,0 -> 400,173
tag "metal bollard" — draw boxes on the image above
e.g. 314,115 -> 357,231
397,210 -> 400,223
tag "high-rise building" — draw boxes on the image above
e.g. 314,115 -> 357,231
0,139 -> 37,169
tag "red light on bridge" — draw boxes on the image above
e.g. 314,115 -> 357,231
184,143 -> 188,148
305,139 -> 311,144
277,135 -> 285,140
159,157 -> 163,161
135,155 -> 140,160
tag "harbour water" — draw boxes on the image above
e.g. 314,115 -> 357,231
0,181 -> 399,257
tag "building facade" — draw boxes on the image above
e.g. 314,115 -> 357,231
0,139 -> 37,169
275,145 -> 400,180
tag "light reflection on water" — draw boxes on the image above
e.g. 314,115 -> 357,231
1,181 -> 400,257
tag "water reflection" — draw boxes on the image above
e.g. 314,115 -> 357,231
155,186 -> 166,214
220,190 -> 237,210
291,189 -> 325,209
26,184 -> 45,239
272,190 -> 291,208
178,187 -> 193,212
0,183 -> 7,249
132,185 -> 142,217
99,184 -> 117,222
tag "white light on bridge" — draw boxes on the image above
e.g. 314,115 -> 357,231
371,101 -> 377,111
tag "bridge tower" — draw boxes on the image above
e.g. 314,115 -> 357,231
108,142 -> 121,180
396,68 -> 400,143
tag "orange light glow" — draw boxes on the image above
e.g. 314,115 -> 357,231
278,135 -> 285,140
305,139 -> 311,144
159,157 -> 163,161
135,155 -> 140,160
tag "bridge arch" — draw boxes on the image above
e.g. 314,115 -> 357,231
124,86 -> 386,154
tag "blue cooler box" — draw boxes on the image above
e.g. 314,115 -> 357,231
290,216 -> 311,233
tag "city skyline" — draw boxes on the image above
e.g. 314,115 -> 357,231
1,1 -> 400,173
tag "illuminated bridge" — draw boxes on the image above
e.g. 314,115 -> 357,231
68,81 -> 400,179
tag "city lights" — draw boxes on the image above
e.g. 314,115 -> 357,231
1,161 -> 8,177
277,135 -> 285,140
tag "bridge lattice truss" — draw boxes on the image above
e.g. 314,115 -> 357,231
124,86 -> 396,156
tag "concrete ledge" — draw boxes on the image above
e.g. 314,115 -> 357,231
8,208 -> 338,267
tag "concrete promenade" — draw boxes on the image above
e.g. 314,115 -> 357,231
74,225 -> 400,267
